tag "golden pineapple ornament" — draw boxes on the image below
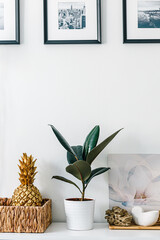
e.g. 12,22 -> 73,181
12,153 -> 42,206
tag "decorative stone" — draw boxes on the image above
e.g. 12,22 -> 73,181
105,206 -> 133,227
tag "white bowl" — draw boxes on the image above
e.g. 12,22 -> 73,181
132,206 -> 159,227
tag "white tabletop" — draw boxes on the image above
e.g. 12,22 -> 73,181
0,223 -> 159,240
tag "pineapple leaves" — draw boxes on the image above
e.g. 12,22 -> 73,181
52,176 -> 82,193
67,146 -> 83,164
86,128 -> 123,165
85,167 -> 110,185
49,125 -> 78,160
66,160 -> 91,182
82,126 -> 100,160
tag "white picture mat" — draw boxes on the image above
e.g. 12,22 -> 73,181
0,0 -> 16,40
127,0 -> 160,40
47,0 -> 98,40
0,3 -> 4,30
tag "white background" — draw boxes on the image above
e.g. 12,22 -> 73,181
0,0 -> 160,223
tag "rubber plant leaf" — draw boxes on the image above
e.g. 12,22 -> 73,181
85,167 -> 110,185
52,176 -> 82,193
67,146 -> 83,164
86,128 -> 123,165
66,160 -> 91,182
49,125 -> 77,159
82,125 -> 100,160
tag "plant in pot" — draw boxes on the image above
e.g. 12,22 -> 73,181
49,125 -> 122,231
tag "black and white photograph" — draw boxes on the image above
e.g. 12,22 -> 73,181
0,2 -> 4,30
138,1 -> 160,28
44,0 -> 101,44
58,2 -> 86,30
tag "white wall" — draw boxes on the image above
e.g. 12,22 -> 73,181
0,0 -> 160,222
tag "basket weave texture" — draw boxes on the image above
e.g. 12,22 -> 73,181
0,198 -> 52,233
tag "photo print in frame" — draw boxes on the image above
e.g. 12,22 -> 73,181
44,0 -> 101,44
0,0 -> 20,44
123,0 -> 160,43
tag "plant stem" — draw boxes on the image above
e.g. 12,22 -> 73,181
74,155 -> 79,161
81,182 -> 85,201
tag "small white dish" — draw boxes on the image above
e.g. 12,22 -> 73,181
132,206 -> 159,227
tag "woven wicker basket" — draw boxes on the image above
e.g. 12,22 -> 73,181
0,198 -> 52,233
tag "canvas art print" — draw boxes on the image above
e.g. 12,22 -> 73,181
108,155 -> 160,212
58,2 -> 86,30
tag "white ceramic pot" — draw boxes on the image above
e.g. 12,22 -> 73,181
64,199 -> 95,231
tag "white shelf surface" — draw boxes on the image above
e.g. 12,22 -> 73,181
0,223 -> 160,240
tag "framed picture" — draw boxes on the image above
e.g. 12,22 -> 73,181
123,0 -> 160,43
0,0 -> 20,44
108,154 -> 160,212
44,0 -> 101,44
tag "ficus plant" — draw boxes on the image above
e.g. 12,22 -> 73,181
50,125 -> 123,201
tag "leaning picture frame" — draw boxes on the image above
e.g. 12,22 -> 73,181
123,0 -> 160,43
108,154 -> 160,212
44,0 -> 101,44
0,0 -> 20,44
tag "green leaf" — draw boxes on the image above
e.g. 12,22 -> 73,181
66,160 -> 91,182
85,167 -> 110,185
83,126 -> 100,160
52,176 -> 82,193
49,125 -> 77,159
67,146 -> 83,164
86,128 -> 123,165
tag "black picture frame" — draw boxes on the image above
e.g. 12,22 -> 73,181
0,0 -> 20,45
44,0 -> 101,44
123,0 -> 160,44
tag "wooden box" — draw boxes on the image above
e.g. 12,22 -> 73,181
0,198 -> 52,233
